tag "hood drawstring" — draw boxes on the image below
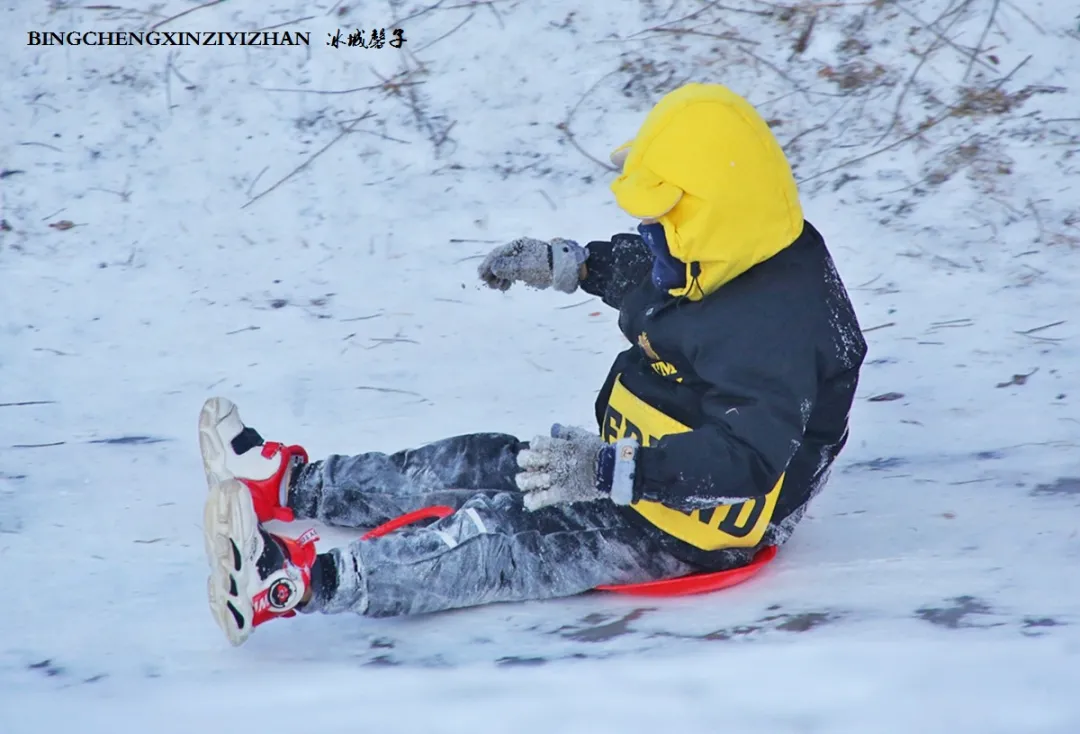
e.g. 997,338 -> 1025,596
671,262 -> 704,311
688,262 -> 704,301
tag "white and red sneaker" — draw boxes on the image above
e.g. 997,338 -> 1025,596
205,477 -> 318,646
198,397 -> 308,524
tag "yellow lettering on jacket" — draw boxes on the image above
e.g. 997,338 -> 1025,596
649,360 -> 682,381
603,376 -> 781,550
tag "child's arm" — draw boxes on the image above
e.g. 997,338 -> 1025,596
579,233 -> 654,309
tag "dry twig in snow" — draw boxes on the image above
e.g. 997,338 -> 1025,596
557,71 -> 621,173
799,55 -> 1032,185
241,111 -> 374,209
148,0 -> 224,31
874,0 -> 974,145
964,0 -> 1002,80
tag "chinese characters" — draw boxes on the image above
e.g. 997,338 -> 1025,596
327,28 -> 406,49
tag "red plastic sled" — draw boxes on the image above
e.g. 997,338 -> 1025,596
360,506 -> 777,597
596,544 -> 777,597
360,505 -> 455,540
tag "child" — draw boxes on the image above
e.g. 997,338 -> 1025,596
201,82 -> 866,645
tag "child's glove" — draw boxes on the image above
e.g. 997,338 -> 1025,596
515,425 -> 639,511
477,237 -> 585,293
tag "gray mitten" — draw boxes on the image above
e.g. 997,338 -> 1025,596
516,424 -> 608,511
477,237 -> 586,294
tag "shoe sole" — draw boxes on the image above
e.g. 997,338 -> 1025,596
204,475 -> 259,647
198,397 -> 237,567
200,397 -> 257,646
198,396 -> 235,486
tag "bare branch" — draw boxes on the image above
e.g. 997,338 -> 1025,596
148,0 -> 224,32
557,70 -> 622,172
241,112 -> 374,209
356,385 -> 430,402
1015,320 -> 1064,336
1000,0 -> 1044,34
964,0 -> 1001,81
799,55 -> 1032,185
415,9 -> 476,53
890,1 -> 997,73
873,0 -> 973,145
252,15 -> 315,33
259,81 -> 424,95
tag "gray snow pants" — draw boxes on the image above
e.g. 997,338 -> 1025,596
287,433 -> 696,617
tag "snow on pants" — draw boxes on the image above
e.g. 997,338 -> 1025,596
287,433 -> 696,617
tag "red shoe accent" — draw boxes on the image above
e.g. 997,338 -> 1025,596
250,529 -> 319,628
240,442 -> 309,523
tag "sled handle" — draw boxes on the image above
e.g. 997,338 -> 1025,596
361,505 -> 455,540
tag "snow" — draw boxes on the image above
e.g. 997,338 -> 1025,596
2,0 -> 1079,731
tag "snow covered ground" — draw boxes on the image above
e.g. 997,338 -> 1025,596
3,0 -> 1080,731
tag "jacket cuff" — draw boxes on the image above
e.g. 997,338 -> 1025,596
579,241 -> 616,298
595,444 -> 615,494
609,438 -> 639,506
550,238 -> 586,294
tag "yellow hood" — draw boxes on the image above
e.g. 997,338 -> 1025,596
610,83 -> 804,300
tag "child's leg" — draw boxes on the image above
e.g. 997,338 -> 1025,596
288,433 -> 523,528
304,491 -> 697,617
